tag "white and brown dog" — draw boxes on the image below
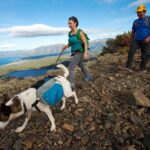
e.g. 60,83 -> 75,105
0,64 -> 78,133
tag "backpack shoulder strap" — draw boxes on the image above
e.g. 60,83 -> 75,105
76,29 -> 89,40
76,29 -> 81,40
68,31 -> 72,37
145,16 -> 150,28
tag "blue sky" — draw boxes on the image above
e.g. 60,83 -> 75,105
0,0 -> 150,51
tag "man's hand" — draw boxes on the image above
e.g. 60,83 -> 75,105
143,35 -> 150,43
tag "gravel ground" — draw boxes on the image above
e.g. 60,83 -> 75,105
0,53 -> 150,150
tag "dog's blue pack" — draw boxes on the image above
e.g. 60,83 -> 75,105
36,78 -> 64,106
43,83 -> 64,106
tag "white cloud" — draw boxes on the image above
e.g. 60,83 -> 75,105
99,33 -> 118,38
94,32 -> 122,39
0,24 -> 107,38
0,24 -> 124,42
0,24 -> 69,38
128,0 -> 150,7
0,44 -> 16,50
84,28 -> 106,34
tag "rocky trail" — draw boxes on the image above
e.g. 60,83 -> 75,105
0,53 -> 150,150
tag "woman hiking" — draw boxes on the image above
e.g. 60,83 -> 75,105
62,16 -> 92,89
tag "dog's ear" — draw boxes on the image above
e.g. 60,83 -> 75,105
1,103 -> 11,117
5,95 -> 18,106
6,99 -> 14,106
10,96 -> 22,113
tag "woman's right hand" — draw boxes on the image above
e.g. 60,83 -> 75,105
84,51 -> 88,61
62,44 -> 70,51
62,47 -> 65,51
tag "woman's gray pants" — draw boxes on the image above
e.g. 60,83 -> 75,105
68,52 -> 90,86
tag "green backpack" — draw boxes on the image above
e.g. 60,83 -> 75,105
68,29 -> 90,52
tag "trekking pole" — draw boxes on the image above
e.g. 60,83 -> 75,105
55,50 -> 64,66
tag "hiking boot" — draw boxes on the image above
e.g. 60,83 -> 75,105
139,69 -> 147,73
124,67 -> 133,73
84,75 -> 93,81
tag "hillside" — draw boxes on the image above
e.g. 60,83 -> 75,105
0,53 -> 149,150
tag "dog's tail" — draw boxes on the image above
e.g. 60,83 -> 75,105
57,64 -> 69,78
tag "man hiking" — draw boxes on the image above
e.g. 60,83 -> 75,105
125,5 -> 150,73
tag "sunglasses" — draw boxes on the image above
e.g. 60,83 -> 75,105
137,11 -> 143,14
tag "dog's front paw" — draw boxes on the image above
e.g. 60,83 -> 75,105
60,105 -> 65,110
0,122 -> 6,129
75,99 -> 79,104
15,127 -> 24,133
50,125 -> 56,132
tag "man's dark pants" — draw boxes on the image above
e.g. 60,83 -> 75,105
126,40 -> 150,70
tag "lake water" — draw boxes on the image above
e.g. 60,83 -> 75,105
0,51 -> 96,78
0,53 -> 70,78
0,57 -> 20,66
4,61 -> 70,78
0,51 -> 70,66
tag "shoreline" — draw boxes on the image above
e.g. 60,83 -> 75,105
0,56 -> 70,76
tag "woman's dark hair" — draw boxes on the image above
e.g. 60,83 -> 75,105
69,16 -> 79,27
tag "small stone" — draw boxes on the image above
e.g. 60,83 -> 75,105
113,123 -> 120,133
63,123 -> 75,132
133,126 -> 144,139
105,121 -> 111,129
108,76 -> 115,81
136,108 -> 145,116
77,103 -> 84,108
101,90 -> 106,95
77,108 -> 84,112
103,140 -> 111,146
80,96 -> 90,103
132,89 -> 150,107
85,117 -> 93,122
13,139 -> 23,150
129,114 -> 143,127
89,122 -> 97,131
58,140 -> 63,145
63,139 -> 72,147
80,135 -> 89,146
107,113 -> 116,122
127,146 -> 137,150
22,137 -> 35,149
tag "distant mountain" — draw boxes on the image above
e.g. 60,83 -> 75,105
28,44 -> 65,56
0,39 -> 107,58
0,44 -> 65,58
89,38 -> 107,53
